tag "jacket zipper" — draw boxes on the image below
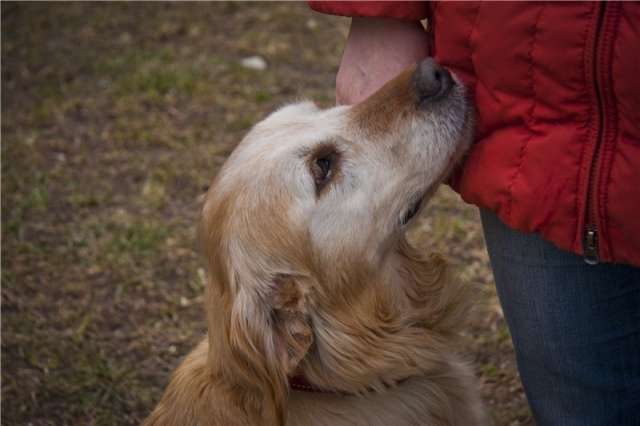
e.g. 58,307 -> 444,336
583,2 -> 607,265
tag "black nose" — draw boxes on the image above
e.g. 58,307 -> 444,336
413,58 -> 453,102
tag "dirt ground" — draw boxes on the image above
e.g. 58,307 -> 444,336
2,3 -> 533,425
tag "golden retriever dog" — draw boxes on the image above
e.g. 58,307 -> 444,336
144,58 -> 486,426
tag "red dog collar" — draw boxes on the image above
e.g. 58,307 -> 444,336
288,375 -> 408,394
288,375 -> 335,393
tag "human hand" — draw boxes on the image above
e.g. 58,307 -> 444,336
336,17 -> 430,105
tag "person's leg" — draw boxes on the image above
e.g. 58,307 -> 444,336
480,209 -> 640,426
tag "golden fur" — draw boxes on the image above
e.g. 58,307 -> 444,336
144,62 -> 486,426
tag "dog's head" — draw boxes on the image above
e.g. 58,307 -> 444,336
202,59 -> 473,423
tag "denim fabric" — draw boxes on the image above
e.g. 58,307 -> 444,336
480,209 -> 640,426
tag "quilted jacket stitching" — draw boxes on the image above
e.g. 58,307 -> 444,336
465,1 -> 482,79
505,4 -> 545,225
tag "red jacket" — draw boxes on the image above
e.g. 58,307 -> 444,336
310,1 -> 640,267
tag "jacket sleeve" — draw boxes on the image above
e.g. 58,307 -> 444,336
308,1 -> 428,20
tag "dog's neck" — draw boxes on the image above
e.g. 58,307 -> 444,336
292,243 -> 469,395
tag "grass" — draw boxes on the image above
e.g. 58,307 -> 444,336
105,222 -> 171,263
2,3 -> 532,425
117,67 -> 199,98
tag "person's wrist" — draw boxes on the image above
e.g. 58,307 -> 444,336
347,17 -> 427,56
350,16 -> 426,38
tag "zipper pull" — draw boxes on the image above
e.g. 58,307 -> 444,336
583,227 -> 599,265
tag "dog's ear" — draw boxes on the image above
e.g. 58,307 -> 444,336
268,274 -> 314,373
201,188 -> 314,425
229,272 -> 313,375
223,272 -> 313,425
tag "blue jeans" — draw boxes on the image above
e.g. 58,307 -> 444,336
480,209 -> 640,426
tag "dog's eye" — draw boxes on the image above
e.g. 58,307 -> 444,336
310,150 -> 337,194
316,157 -> 332,179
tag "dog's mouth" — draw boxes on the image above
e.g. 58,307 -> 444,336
399,149 -> 467,228
400,194 -> 426,226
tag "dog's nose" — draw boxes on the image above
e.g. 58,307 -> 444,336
413,58 -> 453,103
